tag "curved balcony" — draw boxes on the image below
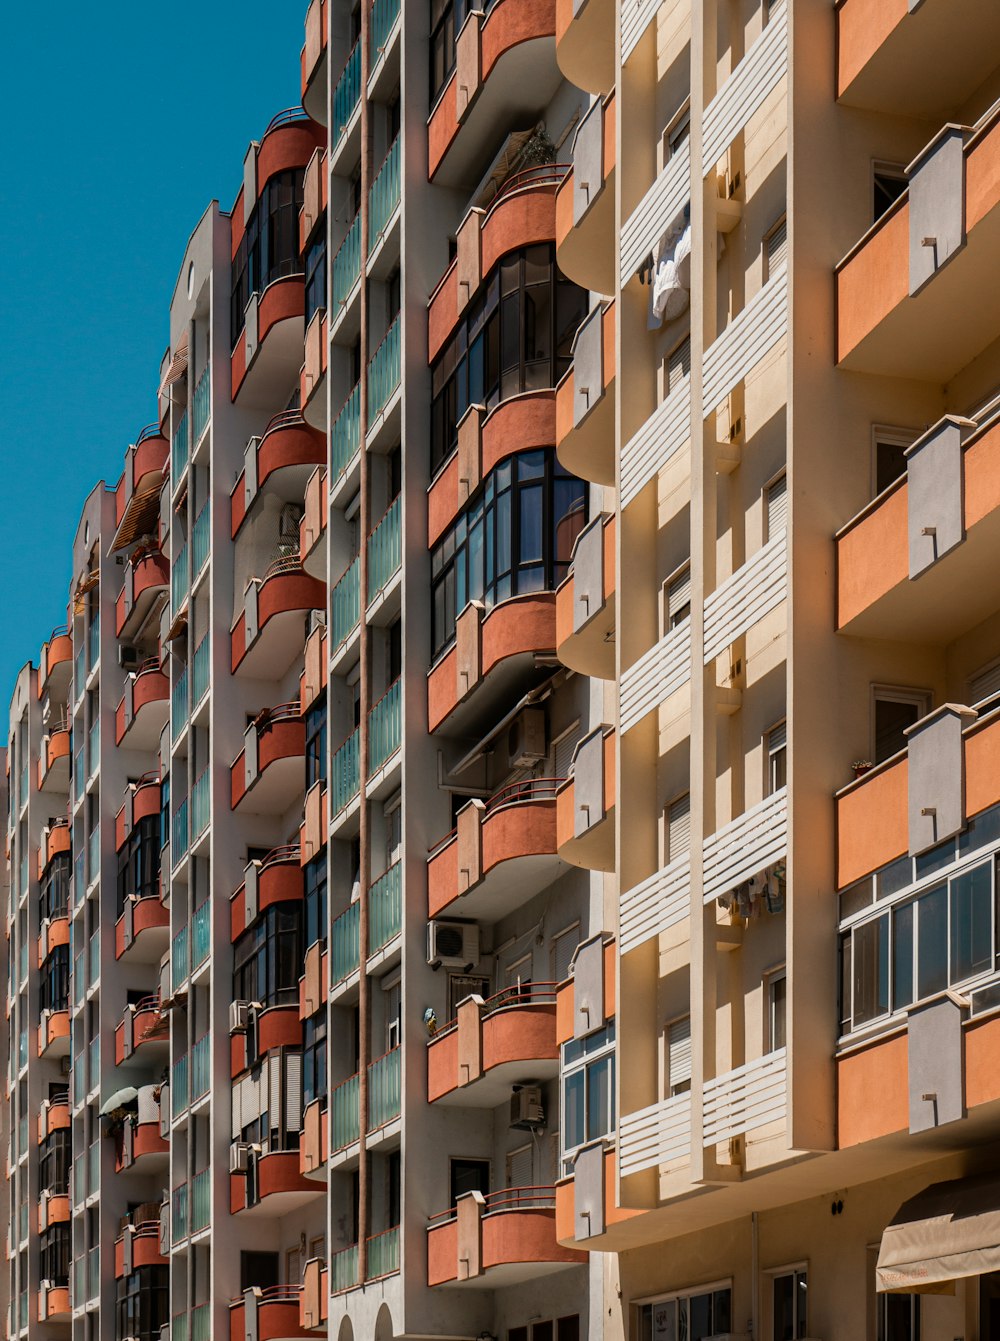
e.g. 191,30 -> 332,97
37,1282 -> 71,1322
115,994 -> 169,1064
232,559 -> 326,678
300,467 -> 328,581
115,1221 -> 167,1278
427,1186 -> 586,1286
300,1099 -> 329,1180
38,625 -> 73,703
556,512 -> 615,677
427,592 -> 557,735
39,1007 -> 70,1059
301,0 -> 329,124
427,982 -> 558,1105
230,1151 -> 320,1218
555,300 -> 615,486
231,411 -> 326,536
427,777 -> 565,920
116,660 -> 169,747
837,413 -> 1000,643
116,893 -> 169,962
428,0 -> 560,185
115,425 -> 169,541
301,308 -> 328,430
231,846 -> 304,942
39,1092 -> 70,1143
231,703 -> 306,815
38,722 -> 71,793
115,1087 -> 169,1174
232,275 -> 307,406
555,0 -> 613,94
836,106 -> 1000,381
115,772 -> 161,851
38,912 -> 69,969
231,1005 -> 302,1077
116,548 -> 169,639
230,1285 -> 318,1341
556,726 -> 615,871
40,820 -> 71,878
39,1192 -> 71,1231
555,93 -> 615,295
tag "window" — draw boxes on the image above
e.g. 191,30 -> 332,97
873,162 -> 907,224
233,904 -> 303,1008
430,245 -> 587,472
431,449 -> 586,657
506,1143 -> 533,1188
665,793 -> 691,863
772,1268 -> 808,1340
561,1021 -> 616,1170
969,659 -> 1000,711
303,1012 -> 327,1108
430,0 -> 465,102
40,945 -> 69,1014
450,1157 -> 490,1206
384,795 -> 402,871
635,1286 -> 732,1341
552,923 -> 580,984
764,215 -> 788,279
873,427 -> 917,497
767,969 -> 787,1052
40,1223 -> 70,1286
663,564 -> 691,632
767,721 -> 787,794
384,978 -> 401,1052
766,472 -> 788,540
877,1291 -> 920,1341
40,852 -> 70,921
304,856 -> 327,950
666,1015 -> 691,1096
115,1266 -> 169,1341
873,688 -> 929,765
662,103 -> 690,162
116,813 -> 161,916
39,1129 -> 71,1194
304,219 -> 327,326
448,973 -> 490,1017
231,169 -> 306,348
666,338 -> 691,396
305,693 -> 327,789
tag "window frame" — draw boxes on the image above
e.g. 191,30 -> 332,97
766,719 -> 787,796
633,1280 -> 734,1341
560,1019 -> 616,1172
870,424 -> 919,499
664,1012 -> 692,1097
765,966 -> 787,1053
870,684 -> 931,766
768,1264 -> 808,1341
305,692 -> 328,790
763,213 -> 788,282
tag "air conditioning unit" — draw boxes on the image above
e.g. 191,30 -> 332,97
229,1000 -> 250,1035
230,1141 -> 251,1173
427,920 -> 480,970
510,1085 -> 545,1131
279,503 -> 303,539
308,608 -> 327,634
506,707 -> 547,769
119,644 -> 142,671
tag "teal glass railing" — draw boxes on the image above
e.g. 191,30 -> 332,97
368,1046 -> 401,1130
191,768 -> 210,842
87,716 -> 99,776
73,951 -> 84,1007
88,931 -> 99,987
172,665 -> 189,737
172,798 -> 189,867
74,848 -> 84,906
192,635 -> 210,705
367,1225 -> 399,1280
171,1182 -> 188,1241
88,825 -> 100,885
172,408 -> 189,483
367,497 -> 401,599
172,925 -> 189,991
172,1054 -> 189,1118
87,615 -> 99,670
73,1155 -> 86,1204
331,901 -> 360,982
88,1035 -> 99,1093
368,679 -> 400,774
193,364 -> 211,442
333,40 -> 361,142
72,1256 -> 85,1306
192,503 -> 210,578
332,1073 -> 360,1150
74,642 -> 85,700
191,1304 -> 211,1341
171,541 -> 189,614
88,1139 -> 99,1197
367,317 -> 400,426
332,383 -> 360,481
190,1034 -> 210,1102
369,138 -> 400,251
369,861 -> 401,954
191,1168 -> 210,1231
331,1243 -> 359,1294
333,213 -> 361,307
332,730 -> 360,813
331,558 -> 360,648
73,1052 -> 85,1106
371,0 -> 400,62
87,1245 -> 99,1300
192,899 -> 210,969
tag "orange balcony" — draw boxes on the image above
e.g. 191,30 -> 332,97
554,935 -> 616,1044
836,0 -> 1000,117
428,393 -> 556,548
230,1151 -> 320,1217
427,777 -> 565,920
555,301 -> 615,486
231,1005 -> 302,1077
115,1221 -> 167,1278
299,943 -> 330,1019
427,1186 -> 586,1286
301,0 -> 329,124
556,726 -> 615,871
231,412 -> 326,537
836,108 -> 1000,381
37,722 -> 71,793
232,559 -> 325,678
836,413 -> 1000,642
301,310 -> 329,431
38,913 -> 70,969
116,548 -> 169,639
427,982 -> 558,1105
427,592 -> 557,735
428,0 -> 559,185
301,1259 -> 328,1329
38,1007 -> 70,1059
37,1282 -> 70,1322
115,994 -> 169,1065
556,512 -> 615,677
231,704 -> 306,814
39,1093 -> 70,1143
115,772 -> 161,851
230,1285 -> 319,1341
231,846 -> 304,942
555,92 -> 615,295
554,1145 -> 641,1247
115,1088 -> 169,1174
38,625 -> 73,704
116,894 -> 169,963
300,467 -> 328,580
38,1193 -> 70,1230
40,820 -> 71,877
115,425 -> 169,541
116,660 -> 169,747
300,1099 -> 329,1179
554,0 -> 613,94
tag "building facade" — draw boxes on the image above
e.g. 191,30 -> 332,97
7,0 -> 1000,1340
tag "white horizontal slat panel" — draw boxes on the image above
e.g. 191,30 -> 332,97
702,1048 -> 786,1145
621,378 -> 691,507
701,4 -> 788,174
620,854 -> 691,954
621,142 -> 691,279
619,1092 -> 692,1175
701,787 -> 787,905
620,622 -> 692,734
702,265 -> 787,416
620,0 -> 662,65
702,530 -> 787,664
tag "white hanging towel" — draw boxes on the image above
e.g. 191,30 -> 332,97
672,223 -> 692,289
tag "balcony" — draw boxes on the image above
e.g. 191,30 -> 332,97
332,213 -> 362,336
555,93 -> 615,295
701,786 -> 787,907
301,1259 -> 329,1324
301,308 -> 329,430
429,591 -> 558,735
836,107 -> 1000,381
369,137 -> 401,261
231,412 -> 326,536
555,1146 -> 642,1247
554,0 -> 613,94
38,911 -> 69,970
369,680 -> 401,779
333,40 -> 361,153
232,275 -> 308,406
368,316 -> 400,433
555,302 -> 615,487
301,0 -> 328,124
300,467 -> 328,580
300,1099 -> 328,1179
428,982 -> 558,1104
37,721 -> 71,793
115,892 -> 169,962
331,558 -> 360,654
331,383 -> 361,495
115,1219 -> 167,1278
230,1150 -> 319,1217
618,1092 -> 692,1179
231,558 -> 325,677
115,994 -> 168,1064
232,1005 -> 302,1075
39,1092 -> 70,1143
556,512 -> 615,677
428,0 -> 560,186
331,730 -> 360,816
116,660 -> 169,747
115,771 -> 161,851
38,624 -> 73,704
703,1048 -> 787,1151
836,413 -> 1000,642
427,777 -> 565,920
114,424 -> 169,541
837,0 -> 1000,117
116,547 -> 169,638
556,726 -> 615,872
368,496 -> 401,609
231,703 -> 306,814
115,1086 -> 169,1174
231,846 -> 304,941
427,1187 -> 586,1286
229,1285 -> 318,1341
38,1006 -> 70,1058
39,819 -> 70,880
37,1282 -> 70,1322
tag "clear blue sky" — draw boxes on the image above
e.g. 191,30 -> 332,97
0,2 -> 307,700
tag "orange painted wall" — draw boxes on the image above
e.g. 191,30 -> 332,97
964,715 -> 1000,821
965,1013 -> 1000,1109
836,201 -> 908,363
836,0 -> 906,96
965,114 -> 1000,231
836,481 -> 908,627
838,1032 -> 908,1146
837,757 -> 907,888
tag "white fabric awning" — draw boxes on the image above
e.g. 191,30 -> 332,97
877,1173 -> 1000,1294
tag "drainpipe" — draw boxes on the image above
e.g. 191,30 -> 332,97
750,1211 -> 759,1341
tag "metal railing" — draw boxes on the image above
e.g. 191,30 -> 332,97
192,363 -> 211,442
192,503 -> 210,577
332,382 -> 361,480
369,137 -> 400,250
192,899 -> 210,969
172,408 -> 189,483
172,664 -> 189,736
331,1244 -> 359,1294
428,1184 -> 558,1226
171,540 -> 189,614
191,768 -> 210,842
264,105 -> 310,134
368,1046 -> 400,1130
332,1072 -> 360,1149
367,316 -> 400,426
485,776 -> 566,813
367,496 -> 401,598
332,557 -> 360,648
193,635 -> 210,705
367,1225 -> 400,1279
371,0 -> 400,59
368,678 -> 400,773
332,729 -> 360,813
369,861 -> 401,954
332,901 -> 360,982
333,41 -> 361,141
333,213 -> 362,306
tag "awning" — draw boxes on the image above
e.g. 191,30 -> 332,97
159,332 -> 189,394
877,1172 -> 1000,1294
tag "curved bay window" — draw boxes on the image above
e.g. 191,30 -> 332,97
116,814 -> 161,918
431,448 -> 586,658
233,903 -> 303,1009
304,216 -> 327,327
431,244 -> 587,474
40,944 -> 70,1014
40,852 -> 70,922
39,1128 -> 71,1194
231,169 -> 305,348
39,1223 -> 70,1287
115,1265 -> 168,1341
304,855 -> 327,951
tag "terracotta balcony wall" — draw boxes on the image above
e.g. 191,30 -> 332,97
555,301 -> 616,486
39,821 -> 71,879
115,894 -> 170,963
38,913 -> 70,969
37,1284 -> 70,1322
300,1099 -> 329,1180
556,726 -> 615,871
231,1005 -> 302,1077
39,1094 -> 70,1143
38,626 -> 73,703
115,425 -> 169,539
555,92 -> 616,294
300,148 -> 329,254
115,994 -> 168,1065
230,1285 -> 317,1341
116,547 -> 169,638
554,0 -> 614,94
232,275 -> 307,405
301,0 -> 329,124
231,704 -> 306,814
115,1221 -> 167,1278
231,559 -> 325,678
427,776 -> 565,920
231,846 -> 304,942
116,660 -> 169,747
38,1009 -> 70,1058
554,1145 -> 641,1247
231,411 -> 326,537
301,1259 -> 328,1329
554,935 -> 616,1045
301,310 -> 329,431
115,774 -> 162,852
427,982 -> 558,1104
115,1088 -> 169,1173
556,512 -> 615,677
427,1186 -> 586,1286
230,1151 -> 319,1217
300,467 -> 328,580
37,723 -> 71,793
299,943 -> 330,1019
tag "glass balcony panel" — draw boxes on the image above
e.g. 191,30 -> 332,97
368,138 -> 400,251
331,557 -> 360,648
193,635 -> 210,705
367,1046 -> 400,1130
367,317 -> 400,426
333,40 -> 361,141
367,497 -> 401,600
190,1033 -> 210,1101
172,408 -> 189,482
192,503 -> 210,578
368,861 -> 401,955
172,1054 -> 189,1118
332,1073 -> 360,1149
368,679 -> 400,774
332,383 -> 361,481
332,730 -> 360,813
192,900 -> 210,968
193,364 -> 211,442
331,901 -> 360,982
333,213 -> 362,306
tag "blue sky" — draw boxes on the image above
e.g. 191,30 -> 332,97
0,3 -> 306,699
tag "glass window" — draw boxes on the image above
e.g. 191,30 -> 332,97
877,1291 -> 920,1341
304,219 -> 327,326
772,1270 -> 807,1340
303,1012 -> 327,1108
768,972 -> 787,1052
40,852 -> 71,921
305,693 -> 328,789
39,1223 -> 70,1286
853,914 -> 889,1025
915,883 -> 947,998
636,1288 -> 731,1341
561,1021 -> 615,1171
304,856 -> 327,950
40,944 -> 69,1014
39,1129 -> 71,1194
874,692 -> 927,765
116,813 -> 162,916
231,169 -> 306,348
115,1265 -> 169,1341
233,904 -> 303,1008
767,721 -> 787,794
950,861 -> 992,982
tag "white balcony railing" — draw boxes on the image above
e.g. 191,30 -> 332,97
620,853 -> 691,954
702,3 -> 788,174
702,530 -> 787,664
702,265 -> 787,417
702,1047 -> 787,1146
620,140 -> 691,280
619,1092 -> 692,1176
701,785 -> 787,905
620,619 -> 692,733
621,376 -> 691,507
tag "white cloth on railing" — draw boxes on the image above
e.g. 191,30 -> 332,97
649,223 -> 693,328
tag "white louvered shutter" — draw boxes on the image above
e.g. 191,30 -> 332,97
269,1055 -> 282,1132
970,661 -> 1000,708
552,924 -> 581,983
666,794 -> 691,861
232,1081 -> 244,1139
667,339 -> 691,395
766,474 -> 787,539
506,1143 -> 533,1189
766,218 -> 787,275
285,1052 -> 303,1132
241,1073 -> 260,1128
667,1016 -> 692,1095
665,567 -> 691,630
